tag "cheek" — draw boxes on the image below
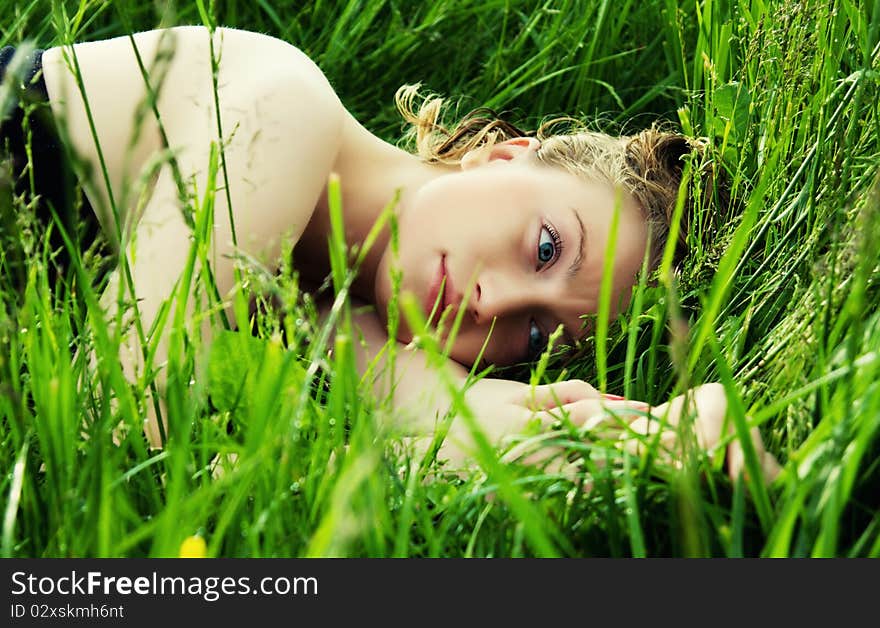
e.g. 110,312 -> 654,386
409,175 -> 467,214
409,171 -> 511,225
399,182 -> 478,260
397,185 -> 459,253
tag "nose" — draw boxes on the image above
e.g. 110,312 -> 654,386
463,271 -> 534,326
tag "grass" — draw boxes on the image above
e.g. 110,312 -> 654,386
1,0 -> 878,557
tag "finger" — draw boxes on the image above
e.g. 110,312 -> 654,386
500,434 -> 590,486
647,383 -> 727,445
503,442 -> 593,493
522,379 -> 600,411
543,397 -> 651,428
534,455 -> 589,491
618,416 -> 678,458
500,431 -> 566,466
727,426 -> 782,484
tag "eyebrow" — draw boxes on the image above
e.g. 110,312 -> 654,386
567,208 -> 585,279
559,208 -> 586,348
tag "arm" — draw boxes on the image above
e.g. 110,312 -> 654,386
346,306 -> 779,482
344,304 -> 644,465
46,27 -> 345,446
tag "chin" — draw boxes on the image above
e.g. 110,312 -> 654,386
392,321 -> 415,345
374,297 -> 416,346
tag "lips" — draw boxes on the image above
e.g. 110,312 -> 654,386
425,254 -> 450,322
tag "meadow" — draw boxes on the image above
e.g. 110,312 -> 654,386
1,0 -> 878,557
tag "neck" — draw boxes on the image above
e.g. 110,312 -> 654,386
295,114 -> 453,302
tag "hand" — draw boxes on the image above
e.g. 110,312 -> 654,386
619,383 -> 781,484
436,380 -> 781,487
437,377 -> 648,466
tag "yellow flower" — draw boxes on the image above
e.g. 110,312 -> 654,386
178,535 -> 207,558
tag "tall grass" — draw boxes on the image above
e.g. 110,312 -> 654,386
1,0 -> 878,557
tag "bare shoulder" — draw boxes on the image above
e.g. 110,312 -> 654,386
42,26 -> 345,263
43,26 -> 328,82
42,25 -> 343,136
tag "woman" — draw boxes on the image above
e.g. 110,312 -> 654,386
1,26 -> 780,481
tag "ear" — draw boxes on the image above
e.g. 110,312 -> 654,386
461,137 -> 541,170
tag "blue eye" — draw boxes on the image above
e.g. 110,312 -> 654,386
528,319 -> 547,359
537,223 -> 562,269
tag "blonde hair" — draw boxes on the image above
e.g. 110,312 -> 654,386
395,84 -> 719,272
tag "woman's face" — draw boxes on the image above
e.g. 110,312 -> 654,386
374,139 -> 649,368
